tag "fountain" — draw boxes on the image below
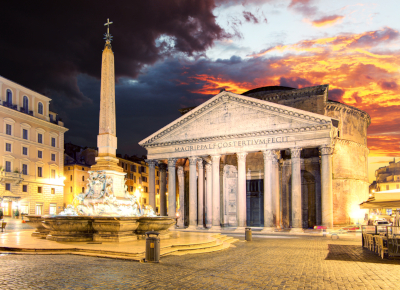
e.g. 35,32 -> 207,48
26,19 -> 175,242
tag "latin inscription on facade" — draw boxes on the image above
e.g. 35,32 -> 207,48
175,136 -> 289,152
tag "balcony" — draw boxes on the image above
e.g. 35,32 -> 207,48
19,107 -> 34,115
2,101 -> 18,110
0,171 -> 24,185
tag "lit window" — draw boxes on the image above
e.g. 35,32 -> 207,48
38,133 -> 43,144
51,137 -> 56,147
38,167 -> 43,177
22,164 -> 28,175
23,129 -> 28,140
82,187 -> 85,193
36,203 -> 43,215
51,188 -> 55,194
5,143 -> 11,152
51,153 -> 56,161
22,147 -> 28,155
38,102 -> 43,114
49,203 -> 57,215
6,124 -> 12,135
38,150 -> 43,158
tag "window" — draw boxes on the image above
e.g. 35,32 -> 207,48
22,164 -> 28,175
82,176 -> 85,181
38,102 -> 43,114
38,186 -> 42,193
82,187 -> 85,193
5,183 -> 10,191
132,165 -> 137,172
38,133 -> 43,144
6,124 -> 12,135
386,185 -> 389,190
38,167 -> 42,177
51,169 -> 56,179
51,153 -> 56,161
144,186 -> 148,193
70,186 -> 72,193
70,175 -> 72,181
130,165 -> 135,171
125,164 -> 128,170
5,161 -> 11,172
143,198 -> 147,204
121,162 -> 124,168
23,96 -> 29,110
157,189 -> 159,194
35,203 -> 43,215
82,167 -> 84,171
156,180 -> 159,185
141,166 -> 146,173
397,184 -> 399,189
23,129 -> 28,140
142,176 -> 148,182
51,188 -> 55,194
22,147 -> 28,155
49,204 -> 57,215
134,176 -> 137,183
5,143 -> 11,152
22,184 -> 28,192
20,203 -> 29,215
130,173 -> 133,179
6,89 -> 12,104
157,171 -> 159,177
38,150 -> 43,158
51,137 -> 56,147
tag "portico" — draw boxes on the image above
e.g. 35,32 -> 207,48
140,91 -> 338,231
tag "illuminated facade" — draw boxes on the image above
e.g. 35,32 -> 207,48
0,76 -> 68,216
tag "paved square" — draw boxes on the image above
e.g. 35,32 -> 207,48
1,235 -> 399,289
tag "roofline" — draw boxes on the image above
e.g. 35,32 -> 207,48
0,75 -> 51,102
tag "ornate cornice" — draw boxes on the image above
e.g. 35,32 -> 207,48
245,85 -> 328,102
144,124 -> 331,148
291,148 -> 302,158
326,101 -> 371,127
142,93 -> 331,146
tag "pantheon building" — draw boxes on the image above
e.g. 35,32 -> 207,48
140,85 -> 370,231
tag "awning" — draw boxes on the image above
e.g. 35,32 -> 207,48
359,200 -> 400,209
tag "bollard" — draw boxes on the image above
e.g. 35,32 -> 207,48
145,231 -> 160,263
245,227 -> 252,241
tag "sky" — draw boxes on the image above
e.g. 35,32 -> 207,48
1,0 -> 399,182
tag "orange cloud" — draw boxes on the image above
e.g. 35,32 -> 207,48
310,15 -> 344,27
189,74 -> 251,95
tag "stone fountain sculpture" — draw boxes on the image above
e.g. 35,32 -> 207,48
26,19 -> 175,242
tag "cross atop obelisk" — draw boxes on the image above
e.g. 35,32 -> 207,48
91,19 -> 122,173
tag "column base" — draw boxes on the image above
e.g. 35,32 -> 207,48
186,225 -> 197,231
260,227 -> 275,232
197,226 -> 205,230
209,225 -> 222,231
290,228 -> 304,234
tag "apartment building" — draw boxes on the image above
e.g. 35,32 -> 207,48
0,76 -> 68,216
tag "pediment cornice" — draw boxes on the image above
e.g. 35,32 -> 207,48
140,91 -> 332,146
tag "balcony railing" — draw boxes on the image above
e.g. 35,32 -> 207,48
2,101 -> 18,110
0,171 -> 23,184
19,107 -> 34,115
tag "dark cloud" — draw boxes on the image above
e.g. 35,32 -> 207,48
0,0 -> 228,107
328,89 -> 345,103
279,77 -> 312,88
378,80 -> 398,91
288,0 -> 318,17
243,11 -> 259,23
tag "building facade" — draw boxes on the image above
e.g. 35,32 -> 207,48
373,159 -> 400,192
63,160 -> 91,206
0,76 -> 68,216
140,85 -> 370,230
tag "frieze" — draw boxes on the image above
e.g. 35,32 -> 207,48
144,124 -> 330,148
142,92 -> 331,146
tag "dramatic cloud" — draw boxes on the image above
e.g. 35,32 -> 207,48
310,15 -> 344,27
0,0 -> 228,107
243,11 -> 259,23
288,0 -> 318,17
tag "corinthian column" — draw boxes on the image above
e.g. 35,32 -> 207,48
211,155 -> 221,231
197,159 -> 205,228
146,159 -> 156,210
177,166 -> 185,228
320,145 -> 334,229
236,152 -> 248,231
290,148 -> 303,233
167,158 -> 177,219
272,151 -> 281,229
262,150 -> 274,231
159,163 -> 167,216
188,156 -> 198,230
205,162 -> 212,228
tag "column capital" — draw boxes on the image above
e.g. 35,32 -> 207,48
188,156 -> 198,165
205,163 -> 212,172
211,155 -> 221,163
262,150 -> 275,160
197,159 -> 204,169
159,162 -> 167,171
319,145 -> 334,156
236,152 -> 248,161
290,147 -> 302,158
167,158 -> 177,167
146,159 -> 156,168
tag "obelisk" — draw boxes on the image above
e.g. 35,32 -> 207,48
91,19 -> 126,197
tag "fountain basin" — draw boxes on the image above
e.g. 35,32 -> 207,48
42,216 -> 94,242
92,217 -> 139,242
135,216 -> 175,239
25,215 -> 50,238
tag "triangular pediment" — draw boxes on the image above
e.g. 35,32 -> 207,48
140,91 -> 333,147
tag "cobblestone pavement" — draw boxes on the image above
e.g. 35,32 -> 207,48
1,235 -> 399,289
